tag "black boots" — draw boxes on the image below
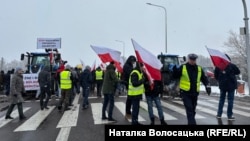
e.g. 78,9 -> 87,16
17,103 -> 26,120
150,118 -> 167,125
160,119 -> 168,125
5,103 -> 26,120
150,118 -> 155,125
5,104 -> 15,119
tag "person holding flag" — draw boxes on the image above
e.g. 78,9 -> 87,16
143,63 -> 167,125
128,61 -> 145,125
173,53 -> 211,125
214,54 -> 240,121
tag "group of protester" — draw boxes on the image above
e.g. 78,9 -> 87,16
3,52 -> 240,126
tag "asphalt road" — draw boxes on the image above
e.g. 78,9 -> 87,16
0,91 -> 250,141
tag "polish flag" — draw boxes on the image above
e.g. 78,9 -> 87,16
131,39 -> 162,89
90,45 -> 123,73
206,47 -> 230,70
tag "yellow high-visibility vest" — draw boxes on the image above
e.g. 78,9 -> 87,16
95,70 -> 103,80
128,70 -> 144,96
180,65 -> 202,92
60,71 -> 72,89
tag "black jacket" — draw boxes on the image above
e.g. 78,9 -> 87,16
38,66 -> 51,88
214,63 -> 240,91
144,78 -> 163,97
173,63 -> 209,94
122,56 -> 136,89
80,68 -> 93,89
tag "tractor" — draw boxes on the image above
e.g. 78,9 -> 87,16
157,53 -> 186,98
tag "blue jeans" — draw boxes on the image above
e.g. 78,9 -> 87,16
82,87 -> 90,108
217,89 -> 235,118
146,96 -> 164,120
102,93 -> 115,119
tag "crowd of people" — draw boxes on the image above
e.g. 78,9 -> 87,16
1,53 -> 240,125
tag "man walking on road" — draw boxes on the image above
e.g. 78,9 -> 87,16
173,53 -> 211,125
214,54 -> 240,121
5,67 -> 26,120
58,65 -> 73,112
38,65 -> 51,110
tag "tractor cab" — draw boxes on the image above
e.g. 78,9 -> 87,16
157,53 -> 186,98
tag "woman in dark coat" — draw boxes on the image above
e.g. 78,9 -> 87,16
5,67 -> 26,120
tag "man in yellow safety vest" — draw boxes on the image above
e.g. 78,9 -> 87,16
173,53 -> 211,125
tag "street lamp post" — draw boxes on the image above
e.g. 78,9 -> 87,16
147,3 -> 167,53
115,40 -> 125,58
242,0 -> 250,94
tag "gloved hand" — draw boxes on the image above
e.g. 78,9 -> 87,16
172,65 -> 177,72
205,85 -> 211,96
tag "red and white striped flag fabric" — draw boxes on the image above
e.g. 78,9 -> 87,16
90,45 -> 123,73
131,39 -> 162,89
206,47 -> 230,70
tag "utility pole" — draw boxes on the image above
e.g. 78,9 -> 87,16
242,0 -> 250,95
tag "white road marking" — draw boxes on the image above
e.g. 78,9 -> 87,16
115,102 -> 146,122
91,103 -> 117,124
14,106 -> 55,132
56,94 -> 80,141
161,100 -> 205,119
197,100 -> 250,117
56,104 -> 80,128
208,99 -> 250,111
140,101 -> 177,120
56,94 -> 80,128
56,127 -> 71,141
0,107 -> 30,128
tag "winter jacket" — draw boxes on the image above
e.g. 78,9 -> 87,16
144,73 -> 163,97
102,63 -> 119,94
38,66 -> 51,88
122,56 -> 136,89
214,63 -> 240,91
9,73 -> 25,104
80,68 -> 93,89
173,63 -> 209,94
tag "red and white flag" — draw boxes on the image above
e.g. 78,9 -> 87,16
90,45 -> 123,73
131,39 -> 162,89
206,47 -> 230,70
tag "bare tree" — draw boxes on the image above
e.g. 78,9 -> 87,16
223,30 -> 247,81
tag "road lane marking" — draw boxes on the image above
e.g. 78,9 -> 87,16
140,101 -> 177,120
0,107 -> 30,128
173,100 -> 221,117
14,106 -> 55,132
115,102 -> 146,122
197,100 -> 250,117
91,103 -> 117,124
56,127 -> 71,141
56,94 -> 80,128
208,99 -> 250,111
160,100 -> 205,119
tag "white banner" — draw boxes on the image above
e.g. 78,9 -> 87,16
23,74 -> 40,91
37,38 -> 61,49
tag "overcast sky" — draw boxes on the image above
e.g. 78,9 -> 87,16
0,0 -> 249,67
